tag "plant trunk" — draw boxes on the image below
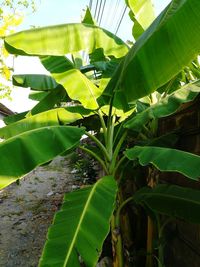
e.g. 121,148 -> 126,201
111,214 -> 124,267
145,216 -> 154,267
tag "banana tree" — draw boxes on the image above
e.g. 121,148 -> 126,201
2,0 -> 200,266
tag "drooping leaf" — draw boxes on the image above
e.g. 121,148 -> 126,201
126,0 -> 155,40
134,184 -> 200,224
128,10 -> 144,40
13,74 -> 58,90
39,176 -> 117,267
0,126 -> 84,188
41,56 -> 102,110
125,146 -> 200,180
124,80 -> 200,131
28,87 -> 66,115
0,108 -> 92,139
5,23 -> 129,58
29,91 -> 49,101
106,0 -> 200,103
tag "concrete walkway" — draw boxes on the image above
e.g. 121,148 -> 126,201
0,156 -> 77,267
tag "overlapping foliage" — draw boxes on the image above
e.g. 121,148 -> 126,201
1,0 -> 200,266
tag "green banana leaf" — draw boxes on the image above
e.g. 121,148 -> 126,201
106,0 -> 200,103
89,48 -> 106,64
126,0 -> 155,40
0,126 -> 84,189
0,108 -> 92,139
39,176 -> 117,267
41,56 -> 102,110
124,80 -> 200,131
5,23 -> 129,58
40,56 -> 74,73
29,91 -> 49,101
3,111 -> 28,125
28,87 -> 66,115
82,7 -> 95,25
134,184 -> 200,224
125,146 -> 200,180
13,74 -> 59,90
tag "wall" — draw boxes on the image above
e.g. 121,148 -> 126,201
158,95 -> 200,267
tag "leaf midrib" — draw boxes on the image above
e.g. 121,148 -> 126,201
63,182 -> 99,266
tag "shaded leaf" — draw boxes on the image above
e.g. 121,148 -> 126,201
125,146 -> 200,180
3,111 -> 28,125
29,87 -> 66,115
29,91 -> 49,101
13,74 -> 58,91
137,132 -> 178,148
135,184 -> 200,224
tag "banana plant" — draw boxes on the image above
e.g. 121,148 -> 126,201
1,0 -> 200,266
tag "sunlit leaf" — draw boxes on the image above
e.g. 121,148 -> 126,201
5,23 -> 129,58
106,0 -> 200,103
41,56 -> 102,110
126,0 -> 155,40
0,108 -> 92,139
39,176 -> 117,267
0,126 -> 84,188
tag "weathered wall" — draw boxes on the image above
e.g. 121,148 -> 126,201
158,95 -> 200,267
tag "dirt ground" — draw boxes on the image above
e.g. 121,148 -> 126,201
0,156 -> 79,267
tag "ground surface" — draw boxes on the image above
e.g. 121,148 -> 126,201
0,156 -> 79,267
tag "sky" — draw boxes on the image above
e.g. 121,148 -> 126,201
1,0 -> 171,113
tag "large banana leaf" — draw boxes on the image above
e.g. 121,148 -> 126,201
0,108 -> 92,139
41,56 -> 102,110
134,184 -> 200,224
106,0 -> 200,103
0,126 -> 84,188
5,23 -> 128,58
125,146 -> 200,180
124,80 -> 200,131
39,176 -> 117,267
126,0 -> 155,40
